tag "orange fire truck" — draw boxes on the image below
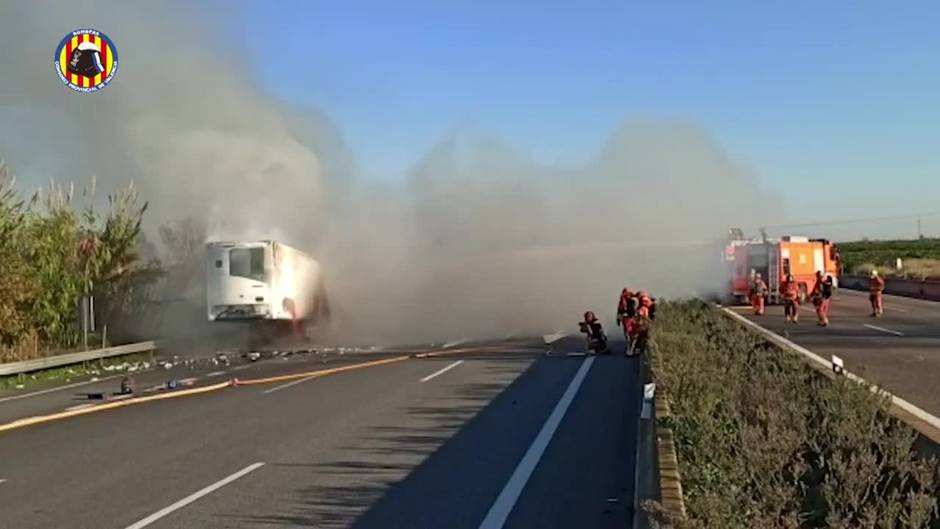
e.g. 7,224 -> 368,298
725,230 -> 841,304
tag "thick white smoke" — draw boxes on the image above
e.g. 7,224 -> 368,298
1,2 -> 777,344
320,128 -> 777,341
0,1 -> 332,243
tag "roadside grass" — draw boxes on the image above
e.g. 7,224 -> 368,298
649,300 -> 939,528
0,352 -> 152,391
855,259 -> 940,281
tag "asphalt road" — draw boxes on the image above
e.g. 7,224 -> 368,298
0,337 -> 641,529
733,288 -> 940,418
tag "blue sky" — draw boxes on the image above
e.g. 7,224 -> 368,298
233,1 -> 940,235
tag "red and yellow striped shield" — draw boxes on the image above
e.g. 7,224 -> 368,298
54,29 -> 119,92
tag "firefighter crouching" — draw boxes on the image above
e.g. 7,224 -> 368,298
780,274 -> 800,323
869,270 -> 885,317
810,271 -> 835,327
750,273 -> 768,315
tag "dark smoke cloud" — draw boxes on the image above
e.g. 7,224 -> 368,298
1,2 -> 777,344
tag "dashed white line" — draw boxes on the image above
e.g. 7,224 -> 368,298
123,462 -> 264,529
231,365 -> 252,371
864,324 -> 905,336
205,371 -> 227,377
420,360 -> 464,382
478,357 -> 594,529
263,375 -> 318,394
64,403 -> 96,412
0,479 -> 7,485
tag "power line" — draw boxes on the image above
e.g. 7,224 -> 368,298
764,211 -> 940,230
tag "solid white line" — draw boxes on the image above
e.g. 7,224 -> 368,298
263,375 -> 318,394
420,360 -> 464,383
123,462 -> 264,529
478,357 -> 594,529
864,324 -> 905,336
0,374 -> 125,404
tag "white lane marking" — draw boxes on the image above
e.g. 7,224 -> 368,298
263,375 -> 318,395
205,371 -> 227,377
420,360 -> 464,383
443,339 -> 467,349
0,479 -> 6,484
542,332 -> 568,344
478,357 -> 594,529
231,365 -> 252,371
123,462 -> 264,529
864,324 -> 905,336
0,374 -> 126,404
65,403 -> 96,412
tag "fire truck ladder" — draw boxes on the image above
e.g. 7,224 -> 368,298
768,245 -> 780,304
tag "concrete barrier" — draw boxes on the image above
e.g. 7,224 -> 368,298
633,352 -> 686,528
633,357 -> 660,528
840,275 -> 940,301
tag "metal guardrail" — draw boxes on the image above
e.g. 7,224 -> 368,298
841,274 -> 940,301
0,341 -> 157,377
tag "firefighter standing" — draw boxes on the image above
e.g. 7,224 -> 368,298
869,270 -> 885,317
617,288 -> 636,352
780,273 -> 800,323
631,305 -> 651,353
617,288 -> 636,324
810,271 -> 834,327
750,273 -> 768,315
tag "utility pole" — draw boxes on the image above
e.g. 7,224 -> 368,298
918,218 -> 923,239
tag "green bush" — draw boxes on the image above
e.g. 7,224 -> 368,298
651,300 -> 939,528
0,162 -> 161,360
839,239 -> 940,275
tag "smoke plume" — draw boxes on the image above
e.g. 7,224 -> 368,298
1,2 -> 776,344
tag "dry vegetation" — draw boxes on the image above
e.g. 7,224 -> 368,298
649,300 -> 939,528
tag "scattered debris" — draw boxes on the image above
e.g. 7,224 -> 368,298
119,376 -> 136,395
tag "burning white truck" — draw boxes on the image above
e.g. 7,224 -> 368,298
205,240 -> 329,324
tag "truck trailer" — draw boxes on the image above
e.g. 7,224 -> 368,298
206,240 -> 329,323
725,234 -> 841,305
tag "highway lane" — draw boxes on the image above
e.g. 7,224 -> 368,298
0,338 -> 641,529
734,288 -> 940,418
0,349 -> 408,426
